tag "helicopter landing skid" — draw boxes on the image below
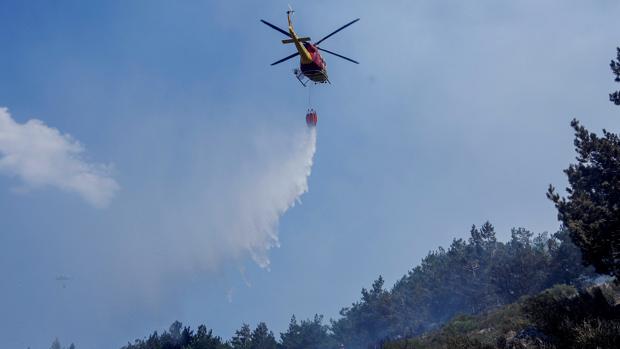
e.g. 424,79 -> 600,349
294,69 -> 329,87
294,69 -> 308,87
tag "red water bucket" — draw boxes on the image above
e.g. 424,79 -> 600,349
306,110 -> 318,127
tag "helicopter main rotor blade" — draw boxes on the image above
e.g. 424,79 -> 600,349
315,18 -> 360,45
318,48 -> 359,64
260,19 -> 292,38
271,52 -> 300,66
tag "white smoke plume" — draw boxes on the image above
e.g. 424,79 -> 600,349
152,126 -> 318,271
233,127 -> 317,268
0,107 -> 118,207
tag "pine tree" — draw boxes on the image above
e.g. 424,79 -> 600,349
250,323 -> 277,349
280,316 -> 302,348
181,326 -> 193,347
50,339 -> 62,349
610,47 -> 620,105
280,315 -> 336,349
548,119 -> 620,279
230,324 -> 252,349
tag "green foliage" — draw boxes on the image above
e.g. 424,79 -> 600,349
390,303 -> 529,349
231,324 -> 252,349
547,120 -> 620,279
610,47 -> 620,105
523,284 -> 620,348
332,275 -> 395,347
121,321 -> 230,349
280,315 -> 337,349
190,325 -> 230,349
118,225 -> 595,349
331,223 -> 595,348
573,318 -> 620,348
384,283 -> 619,349
250,323 -> 277,349
49,338 -> 76,349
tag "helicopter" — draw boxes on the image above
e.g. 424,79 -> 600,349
55,275 -> 72,288
261,7 -> 359,86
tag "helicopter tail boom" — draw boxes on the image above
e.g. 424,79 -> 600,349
286,7 -> 313,64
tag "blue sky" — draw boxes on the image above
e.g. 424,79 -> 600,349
1,1 -> 619,348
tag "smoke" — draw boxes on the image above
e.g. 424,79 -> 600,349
0,106 -> 318,348
0,107 -> 118,207
235,126 -> 317,268
153,125 -> 318,271
180,128 -> 316,268
83,118 -> 322,308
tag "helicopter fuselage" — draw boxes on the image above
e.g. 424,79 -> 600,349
300,43 -> 328,83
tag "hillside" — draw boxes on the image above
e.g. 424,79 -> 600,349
383,283 -> 620,349
112,224 -> 598,349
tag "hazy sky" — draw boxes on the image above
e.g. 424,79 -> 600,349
1,1 -> 619,348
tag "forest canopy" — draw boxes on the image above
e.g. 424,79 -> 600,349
116,223 -> 595,349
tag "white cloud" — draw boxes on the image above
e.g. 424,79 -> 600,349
0,107 -> 119,207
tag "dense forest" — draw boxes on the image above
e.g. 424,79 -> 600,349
110,224 -> 598,349
50,48 -> 620,349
